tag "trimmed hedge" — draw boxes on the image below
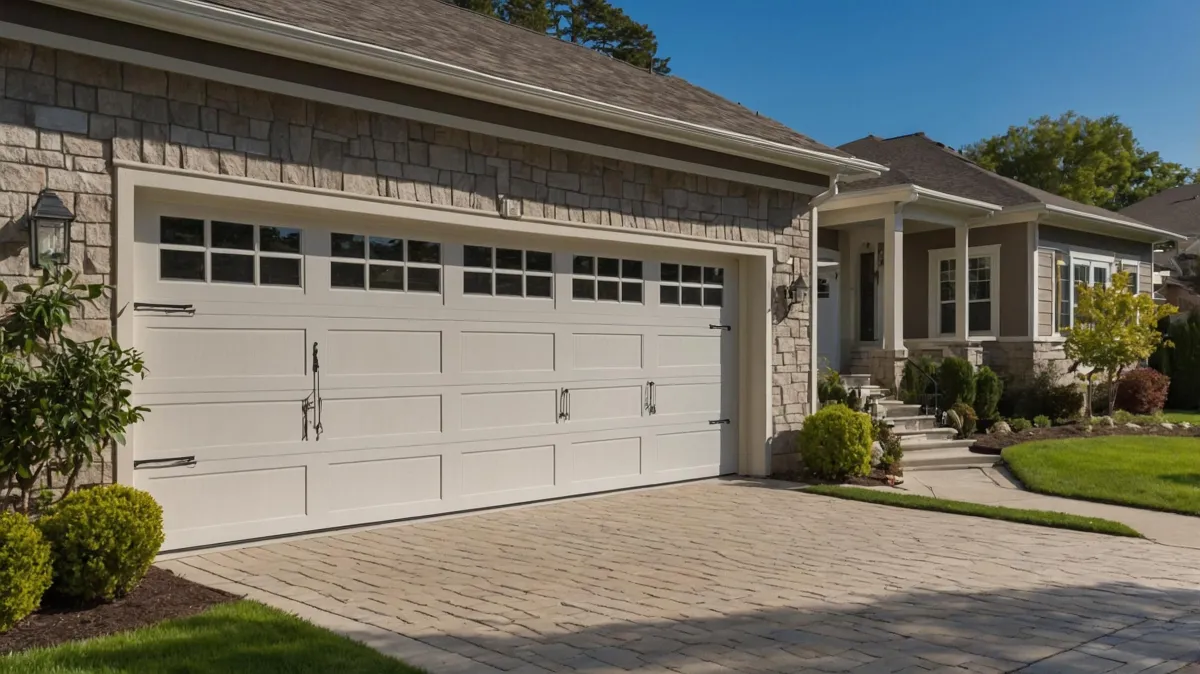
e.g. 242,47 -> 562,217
798,404 -> 873,480
0,512 -> 53,632
39,485 -> 165,603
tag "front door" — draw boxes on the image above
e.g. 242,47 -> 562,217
817,265 -> 840,372
858,252 -> 875,341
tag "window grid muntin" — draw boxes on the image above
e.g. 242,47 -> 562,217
660,263 -> 723,307
571,255 -> 644,303
159,217 -> 303,288
463,245 -> 553,298
330,233 -> 442,293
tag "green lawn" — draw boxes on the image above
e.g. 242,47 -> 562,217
1003,436 -> 1200,516
1163,410 -> 1200,424
0,601 -> 424,674
802,485 -> 1141,537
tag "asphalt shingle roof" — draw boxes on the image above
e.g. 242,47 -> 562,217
1121,184 -> 1200,238
838,133 -> 1153,229
197,0 -> 850,158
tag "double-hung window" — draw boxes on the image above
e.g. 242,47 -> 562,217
929,245 -> 999,337
1055,253 -> 1113,331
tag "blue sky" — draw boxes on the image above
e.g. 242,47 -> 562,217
615,0 -> 1200,169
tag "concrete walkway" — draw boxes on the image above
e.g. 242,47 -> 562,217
162,480 -> 1200,673
874,468 -> 1200,549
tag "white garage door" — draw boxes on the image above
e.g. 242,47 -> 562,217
130,198 -> 739,550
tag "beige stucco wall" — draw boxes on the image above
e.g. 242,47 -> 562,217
0,38 -> 818,479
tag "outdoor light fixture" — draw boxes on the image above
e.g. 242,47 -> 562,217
29,188 -> 75,268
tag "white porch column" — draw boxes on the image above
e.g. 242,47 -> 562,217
955,224 -> 970,340
882,207 -> 904,351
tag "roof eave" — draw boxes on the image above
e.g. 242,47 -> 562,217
1041,204 -> 1186,242
35,0 -> 886,180
820,184 -> 1000,214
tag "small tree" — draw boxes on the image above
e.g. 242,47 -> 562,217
0,266 -> 148,513
1064,270 -> 1177,416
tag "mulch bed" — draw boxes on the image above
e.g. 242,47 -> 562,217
0,566 -> 237,654
972,422 -> 1200,453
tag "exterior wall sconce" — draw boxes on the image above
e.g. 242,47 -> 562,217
29,189 -> 75,268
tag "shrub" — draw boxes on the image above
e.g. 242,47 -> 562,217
1045,381 -> 1086,421
1004,364 -> 1085,422
0,512 -> 53,632
817,369 -> 847,405
974,366 -> 1003,421
873,418 -> 903,474
38,485 -> 164,603
798,404 -> 873,480
1033,415 -> 1051,429
1113,410 -> 1135,425
899,356 -> 939,405
949,402 -> 977,439
1154,311 -> 1200,409
1009,417 -> 1033,432
938,357 -> 975,411
1114,367 -> 1170,415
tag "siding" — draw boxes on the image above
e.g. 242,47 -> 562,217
1139,262 -> 1153,296
971,224 -> 1030,338
1037,250 -> 1055,336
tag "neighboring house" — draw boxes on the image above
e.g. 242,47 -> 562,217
812,133 -> 1180,392
1120,184 -> 1200,313
0,0 -> 884,549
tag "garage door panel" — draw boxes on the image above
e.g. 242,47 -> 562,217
652,381 -> 723,419
571,332 -> 644,372
325,453 -> 443,514
460,331 -> 555,373
569,435 -> 643,484
142,461 -> 309,546
460,388 -> 559,431
656,428 -> 723,474
460,443 -> 556,497
324,328 -> 442,376
141,325 -> 307,379
319,394 -> 442,439
138,399 -> 301,452
566,384 -> 645,422
657,333 -> 722,369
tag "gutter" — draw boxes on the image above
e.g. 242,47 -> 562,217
998,203 -> 1185,241
818,184 -> 1000,213
34,0 -> 887,181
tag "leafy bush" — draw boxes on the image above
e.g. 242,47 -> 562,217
937,357 -> 975,411
38,485 -> 164,603
1114,367 -> 1170,415
1002,364 -> 1085,422
1113,410 -> 1135,425
899,356 -> 939,405
0,268 -> 148,513
873,418 -> 903,474
1033,415 -> 1052,429
817,368 -> 847,405
1009,417 -> 1033,432
974,366 -> 1003,421
948,402 -> 977,439
797,404 -> 873,480
0,512 -> 52,632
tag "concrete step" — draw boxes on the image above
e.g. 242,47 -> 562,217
904,446 -> 999,471
897,427 -> 959,444
876,400 -> 923,418
887,415 -> 939,431
902,437 -> 977,451
848,385 -> 889,399
841,373 -> 873,388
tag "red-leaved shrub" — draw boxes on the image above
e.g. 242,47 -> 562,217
1115,367 -> 1170,415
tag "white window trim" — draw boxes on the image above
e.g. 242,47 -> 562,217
1064,252 -> 1117,332
927,244 -> 1001,338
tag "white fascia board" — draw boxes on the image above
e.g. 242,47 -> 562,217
976,202 -> 1181,241
819,184 -> 998,214
37,0 -> 887,181
1042,205 -> 1184,242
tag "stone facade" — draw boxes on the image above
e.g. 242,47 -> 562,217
0,39 -> 816,479
982,340 -> 1072,389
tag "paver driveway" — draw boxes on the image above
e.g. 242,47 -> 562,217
163,480 -> 1200,673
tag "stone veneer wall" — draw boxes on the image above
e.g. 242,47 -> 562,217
0,39 -> 816,479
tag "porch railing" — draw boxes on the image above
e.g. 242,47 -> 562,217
903,358 -> 943,425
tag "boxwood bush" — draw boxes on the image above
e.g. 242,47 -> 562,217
938,357 -> 976,411
797,404 -> 873,480
38,485 -> 165,603
0,511 -> 53,632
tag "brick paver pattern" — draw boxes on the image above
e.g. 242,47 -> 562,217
175,481 -> 1200,673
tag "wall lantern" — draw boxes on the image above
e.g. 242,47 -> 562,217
29,188 -> 75,268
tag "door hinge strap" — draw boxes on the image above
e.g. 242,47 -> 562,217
134,456 -> 196,469
134,302 -> 195,314
709,418 -> 731,425
709,324 -> 731,331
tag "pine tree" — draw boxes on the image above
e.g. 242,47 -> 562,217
500,0 -> 552,32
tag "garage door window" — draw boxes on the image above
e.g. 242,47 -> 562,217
159,217 -> 302,287
330,233 -> 441,293
463,245 -> 553,298
571,256 -> 643,303
660,264 -> 723,306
